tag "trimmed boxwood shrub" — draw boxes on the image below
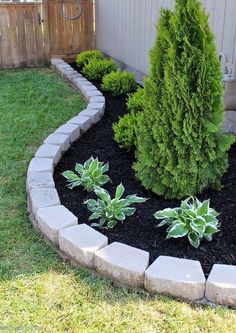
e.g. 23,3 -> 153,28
76,50 -> 104,70
113,88 -> 145,151
102,71 -> 138,96
82,58 -> 118,81
134,0 -> 234,199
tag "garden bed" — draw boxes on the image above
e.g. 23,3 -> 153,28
54,71 -> 236,277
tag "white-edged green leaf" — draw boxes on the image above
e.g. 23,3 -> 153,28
75,163 -> 84,174
204,225 -> 219,235
204,234 -> 212,241
154,208 -> 178,220
196,199 -> 210,216
62,171 -> 79,180
190,217 -> 206,236
115,183 -> 125,199
157,219 -> 170,227
188,232 -> 200,248
101,162 -> 109,173
184,209 -> 196,218
167,223 -> 189,239
203,214 -> 217,224
123,207 -> 136,216
85,199 -> 97,207
107,220 -> 117,228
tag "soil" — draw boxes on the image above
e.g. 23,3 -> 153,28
54,70 -> 236,277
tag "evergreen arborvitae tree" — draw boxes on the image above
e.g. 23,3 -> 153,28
134,0 -> 234,199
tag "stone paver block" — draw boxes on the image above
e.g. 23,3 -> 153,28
74,78 -> 91,89
26,172 -> 55,192
59,224 -> 108,268
35,144 -> 61,165
36,205 -> 77,244
51,58 -> 64,66
67,115 -> 92,131
145,256 -> 206,301
44,133 -> 70,152
79,109 -> 103,124
86,90 -> 103,101
55,124 -> 81,143
205,264 -> 236,307
28,158 -> 54,173
90,96 -> 105,103
94,242 -> 149,288
28,188 -> 60,216
87,102 -> 105,113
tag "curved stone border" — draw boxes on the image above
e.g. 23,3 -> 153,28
26,58 -> 236,309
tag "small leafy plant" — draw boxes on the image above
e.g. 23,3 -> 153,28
76,50 -> 105,70
113,88 -> 145,150
62,157 -> 110,192
82,58 -> 118,81
154,197 -> 220,248
102,71 -> 138,96
85,184 -> 147,229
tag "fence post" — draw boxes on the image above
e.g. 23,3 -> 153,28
42,0 -> 51,63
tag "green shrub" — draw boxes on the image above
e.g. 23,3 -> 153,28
134,1 -> 234,199
154,197 -> 220,248
127,87 -> 145,113
113,111 -> 138,151
76,50 -> 104,70
62,157 -> 110,192
82,58 -> 118,81
85,184 -> 147,229
101,71 -> 138,96
113,88 -> 145,150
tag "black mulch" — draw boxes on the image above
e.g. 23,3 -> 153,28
54,74 -> 236,277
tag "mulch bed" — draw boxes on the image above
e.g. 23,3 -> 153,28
54,69 -> 236,277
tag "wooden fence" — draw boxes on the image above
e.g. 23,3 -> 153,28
0,0 -> 94,68
95,0 -> 236,81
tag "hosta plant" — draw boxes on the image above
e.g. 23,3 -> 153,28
154,197 -> 220,248
62,157 -> 110,192
85,184 -> 147,229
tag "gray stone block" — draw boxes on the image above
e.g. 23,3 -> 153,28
36,205 -> 78,244
35,144 -> 61,165
55,123 -> 81,143
205,264 -> 236,308
90,96 -> 105,103
86,90 -> 103,101
26,172 -> 55,192
59,224 -> 108,268
44,133 -> 70,152
28,158 -> 54,173
144,256 -> 206,301
67,114 -> 92,131
94,242 -> 149,288
28,188 -> 60,216
79,109 -> 103,124
87,102 -> 105,113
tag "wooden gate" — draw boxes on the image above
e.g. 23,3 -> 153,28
0,3 -> 45,68
47,0 -> 94,60
0,0 -> 94,68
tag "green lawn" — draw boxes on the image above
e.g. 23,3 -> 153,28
0,68 -> 235,332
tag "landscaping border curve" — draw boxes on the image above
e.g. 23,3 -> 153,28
26,58 -> 236,309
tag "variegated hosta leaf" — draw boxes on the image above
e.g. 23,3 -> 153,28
85,183 -> 147,230
154,196 -> 220,248
62,157 -> 111,192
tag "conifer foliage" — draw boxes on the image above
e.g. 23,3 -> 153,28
133,0 -> 234,199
